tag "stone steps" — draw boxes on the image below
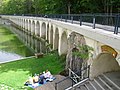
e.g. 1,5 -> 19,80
73,72 -> 120,90
35,72 -> 120,90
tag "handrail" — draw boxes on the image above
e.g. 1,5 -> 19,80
1,14 -> 119,34
55,65 -> 90,90
47,14 -> 120,34
65,78 -> 89,90
69,65 -> 90,81
25,14 -> 119,34
68,68 -> 80,83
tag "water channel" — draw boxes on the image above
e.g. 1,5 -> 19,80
0,18 -> 46,63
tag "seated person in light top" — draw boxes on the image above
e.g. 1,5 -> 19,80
33,75 -> 39,83
44,69 -> 53,79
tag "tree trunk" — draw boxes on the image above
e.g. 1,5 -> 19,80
68,2 -> 71,14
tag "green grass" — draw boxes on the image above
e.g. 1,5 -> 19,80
0,25 -> 33,56
0,53 -> 65,90
0,24 -> 66,90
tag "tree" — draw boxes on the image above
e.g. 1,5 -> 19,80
0,0 -> 119,14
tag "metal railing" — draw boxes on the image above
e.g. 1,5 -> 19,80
45,14 -> 120,34
68,68 -> 80,84
55,65 -> 90,90
1,13 -> 119,34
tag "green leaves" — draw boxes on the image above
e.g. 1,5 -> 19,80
0,0 -> 119,14
72,44 -> 93,60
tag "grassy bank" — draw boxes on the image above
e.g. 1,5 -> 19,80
0,53 -> 65,90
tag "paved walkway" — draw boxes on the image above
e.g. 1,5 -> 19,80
34,75 -> 72,90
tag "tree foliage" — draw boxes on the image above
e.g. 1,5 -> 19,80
72,44 -> 93,60
0,0 -> 119,14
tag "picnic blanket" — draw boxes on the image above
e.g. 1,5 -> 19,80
25,77 -> 56,88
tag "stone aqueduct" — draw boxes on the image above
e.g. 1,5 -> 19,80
1,15 -> 120,78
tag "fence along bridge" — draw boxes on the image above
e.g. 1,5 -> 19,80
0,14 -> 120,90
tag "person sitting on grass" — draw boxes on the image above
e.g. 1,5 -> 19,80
44,69 -> 55,82
44,69 -> 52,79
39,73 -> 45,84
33,75 -> 39,83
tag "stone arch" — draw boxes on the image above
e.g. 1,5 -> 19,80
101,45 -> 118,58
28,20 -> 31,32
35,21 -> 40,36
21,19 -> 23,28
23,19 -> 25,29
50,25 -> 53,46
31,20 -> 35,35
18,18 -> 20,26
90,52 -> 120,78
54,27 -> 59,50
26,19 -> 28,30
47,24 -> 49,41
22,19 -> 24,28
60,31 -> 68,55
41,22 -> 46,38
17,18 -> 18,24
20,18 -> 22,27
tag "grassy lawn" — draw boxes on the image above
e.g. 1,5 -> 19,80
0,23 -> 66,90
0,53 -> 65,90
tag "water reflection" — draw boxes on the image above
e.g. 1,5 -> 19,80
9,23 -> 47,54
0,19 -> 47,63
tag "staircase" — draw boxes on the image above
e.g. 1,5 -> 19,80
66,71 -> 120,90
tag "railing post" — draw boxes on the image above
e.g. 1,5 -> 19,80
93,15 -> 96,29
68,68 -> 71,77
72,78 -> 74,87
65,15 -> 67,22
55,83 -> 57,90
88,65 -> 90,78
61,16 -> 62,21
71,16 -> 73,24
79,15 -> 82,26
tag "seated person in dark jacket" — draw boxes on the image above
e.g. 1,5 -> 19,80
39,73 -> 45,84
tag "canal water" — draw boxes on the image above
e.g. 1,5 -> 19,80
0,19 -> 46,63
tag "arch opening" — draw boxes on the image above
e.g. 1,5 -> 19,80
90,52 -> 120,78
50,25 -> 53,46
41,22 -> 46,38
26,20 -> 28,30
60,31 -> 68,55
47,24 -> 49,41
90,45 -> 120,78
101,45 -> 118,58
28,20 -> 31,32
54,28 -> 59,50
31,21 -> 35,35
36,21 -> 40,36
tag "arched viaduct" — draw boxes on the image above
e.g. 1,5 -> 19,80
1,15 -> 120,78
